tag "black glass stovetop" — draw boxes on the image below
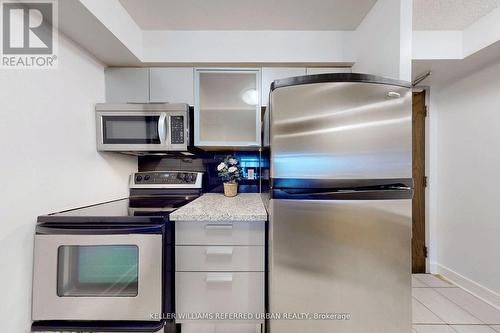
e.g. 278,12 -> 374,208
37,190 -> 200,224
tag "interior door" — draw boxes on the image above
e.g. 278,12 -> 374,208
32,234 -> 163,321
412,91 -> 426,273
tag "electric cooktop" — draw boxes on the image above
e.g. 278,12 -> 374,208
38,171 -> 203,223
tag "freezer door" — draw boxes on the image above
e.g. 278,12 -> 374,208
268,198 -> 412,333
270,79 -> 412,179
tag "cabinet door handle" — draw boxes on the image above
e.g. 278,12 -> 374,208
206,273 -> 233,283
204,224 -> 233,230
206,246 -> 233,256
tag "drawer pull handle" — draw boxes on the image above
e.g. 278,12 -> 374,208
206,273 -> 233,283
206,247 -> 233,256
205,224 -> 233,230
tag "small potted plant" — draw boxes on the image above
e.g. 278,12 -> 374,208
217,155 -> 243,197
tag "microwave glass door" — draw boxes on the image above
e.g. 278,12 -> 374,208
57,245 -> 139,297
102,115 -> 161,144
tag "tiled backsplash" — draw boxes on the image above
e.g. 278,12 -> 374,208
138,151 -> 263,193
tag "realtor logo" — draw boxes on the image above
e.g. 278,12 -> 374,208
1,0 -> 58,68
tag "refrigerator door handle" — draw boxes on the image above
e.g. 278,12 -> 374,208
388,186 -> 412,191
279,186 -> 411,196
273,188 -> 413,200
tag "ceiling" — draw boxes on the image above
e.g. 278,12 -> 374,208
413,0 -> 500,30
118,0 -> 377,30
412,40 -> 500,86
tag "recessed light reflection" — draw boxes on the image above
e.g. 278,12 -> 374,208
274,116 -> 411,139
273,98 -> 406,126
241,89 -> 258,106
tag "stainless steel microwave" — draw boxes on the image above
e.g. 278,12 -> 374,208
96,103 -> 190,152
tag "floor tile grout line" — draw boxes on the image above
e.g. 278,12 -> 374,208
490,325 -> 500,333
412,294 -> 449,325
413,324 -> 460,333
432,287 -> 489,325
413,274 -> 432,287
413,273 -> 458,288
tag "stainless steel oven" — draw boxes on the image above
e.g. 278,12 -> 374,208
95,103 -> 190,152
32,213 -> 166,325
32,171 -> 203,332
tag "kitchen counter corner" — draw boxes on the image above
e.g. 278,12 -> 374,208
170,193 -> 267,222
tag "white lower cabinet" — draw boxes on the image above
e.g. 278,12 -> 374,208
175,221 -> 266,333
181,323 -> 262,333
176,272 -> 264,315
176,221 -> 265,245
176,245 -> 264,271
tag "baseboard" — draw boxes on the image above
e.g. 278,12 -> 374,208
429,261 -> 438,274
435,263 -> 500,310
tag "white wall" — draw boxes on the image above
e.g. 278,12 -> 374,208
352,0 -> 412,81
143,30 -> 354,64
79,0 -> 143,58
429,59 -> 500,307
0,34 -> 137,332
413,31 -> 463,60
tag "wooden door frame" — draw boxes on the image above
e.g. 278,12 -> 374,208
412,89 -> 428,273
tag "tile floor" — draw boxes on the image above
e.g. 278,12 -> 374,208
412,274 -> 500,332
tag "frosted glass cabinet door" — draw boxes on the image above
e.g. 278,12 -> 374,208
195,69 -> 261,148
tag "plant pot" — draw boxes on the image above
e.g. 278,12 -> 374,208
223,182 -> 238,197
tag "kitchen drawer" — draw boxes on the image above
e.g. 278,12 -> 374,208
175,221 -> 265,245
181,323 -> 262,333
176,246 -> 264,272
176,272 -> 264,320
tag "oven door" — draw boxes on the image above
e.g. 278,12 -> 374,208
32,231 -> 163,321
96,111 -> 168,151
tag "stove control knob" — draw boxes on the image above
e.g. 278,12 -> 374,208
135,175 -> 143,182
144,175 -> 150,181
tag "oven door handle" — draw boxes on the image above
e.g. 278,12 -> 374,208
35,224 -> 164,235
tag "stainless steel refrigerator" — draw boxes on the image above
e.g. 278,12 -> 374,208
266,73 -> 413,333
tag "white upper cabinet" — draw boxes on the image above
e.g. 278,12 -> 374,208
305,67 -> 352,75
105,67 -> 194,105
149,68 -> 194,105
261,67 -> 306,106
195,69 -> 261,149
105,68 -> 149,103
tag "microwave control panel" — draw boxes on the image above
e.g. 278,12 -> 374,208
170,116 -> 185,144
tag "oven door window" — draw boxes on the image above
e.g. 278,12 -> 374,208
102,116 -> 161,144
57,245 -> 139,297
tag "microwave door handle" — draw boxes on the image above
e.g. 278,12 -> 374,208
158,113 -> 167,145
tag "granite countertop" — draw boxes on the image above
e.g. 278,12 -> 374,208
170,193 -> 267,222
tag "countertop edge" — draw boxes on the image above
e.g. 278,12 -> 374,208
169,193 -> 268,222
